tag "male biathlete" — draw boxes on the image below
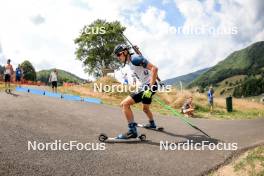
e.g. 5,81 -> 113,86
113,44 -> 161,139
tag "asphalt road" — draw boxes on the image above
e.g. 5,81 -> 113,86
0,91 -> 264,176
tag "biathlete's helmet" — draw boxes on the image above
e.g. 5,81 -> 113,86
113,44 -> 129,56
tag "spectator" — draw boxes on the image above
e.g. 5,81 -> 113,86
181,96 -> 195,117
132,73 -> 137,85
15,64 -> 23,88
4,59 -> 14,93
123,73 -> 128,85
49,69 -> 58,93
208,86 -> 214,113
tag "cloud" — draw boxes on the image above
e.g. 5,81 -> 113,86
218,0 -> 264,45
30,14 -> 45,25
116,0 -> 264,81
0,0 -> 263,81
0,0 -> 144,79
0,42 -> 4,64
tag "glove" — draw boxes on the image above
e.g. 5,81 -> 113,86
142,89 -> 152,99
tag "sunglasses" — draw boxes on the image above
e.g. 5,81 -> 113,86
116,52 -> 123,57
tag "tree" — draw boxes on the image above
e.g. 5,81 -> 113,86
233,77 -> 264,97
74,19 -> 126,77
220,89 -> 225,95
233,86 -> 242,98
20,60 -> 36,81
37,71 -> 50,83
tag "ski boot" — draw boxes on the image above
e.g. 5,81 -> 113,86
144,120 -> 157,129
116,123 -> 138,139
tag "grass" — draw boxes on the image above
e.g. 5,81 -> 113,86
3,76 -> 263,120
211,145 -> 264,176
0,82 -> 16,91
57,76 -> 264,120
234,146 -> 264,176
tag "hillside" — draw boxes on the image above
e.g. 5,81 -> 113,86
189,41 -> 264,89
37,69 -> 85,84
164,67 -> 210,87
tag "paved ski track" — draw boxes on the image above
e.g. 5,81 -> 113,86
0,92 -> 263,176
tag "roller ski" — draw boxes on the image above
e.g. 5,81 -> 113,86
99,123 -> 146,142
98,133 -> 146,143
136,121 -> 164,131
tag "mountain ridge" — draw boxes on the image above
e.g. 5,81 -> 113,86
164,67 -> 210,87
189,41 -> 264,88
37,69 -> 85,84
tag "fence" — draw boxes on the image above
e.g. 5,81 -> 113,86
0,75 -> 45,86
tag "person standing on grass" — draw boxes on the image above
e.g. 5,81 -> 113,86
4,59 -> 14,93
132,73 -> 137,85
49,69 -> 58,93
15,64 -> 23,88
123,73 -> 128,85
208,86 -> 214,113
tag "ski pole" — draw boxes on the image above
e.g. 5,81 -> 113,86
154,96 -> 211,138
120,33 -> 163,84
120,33 -> 209,137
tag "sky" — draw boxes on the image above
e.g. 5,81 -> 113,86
0,0 -> 263,82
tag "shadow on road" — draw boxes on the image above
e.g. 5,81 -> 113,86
104,129 -> 221,147
143,133 -> 220,147
5,91 -> 20,97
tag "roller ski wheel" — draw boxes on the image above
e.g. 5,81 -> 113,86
138,134 -> 146,141
98,133 -> 108,142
